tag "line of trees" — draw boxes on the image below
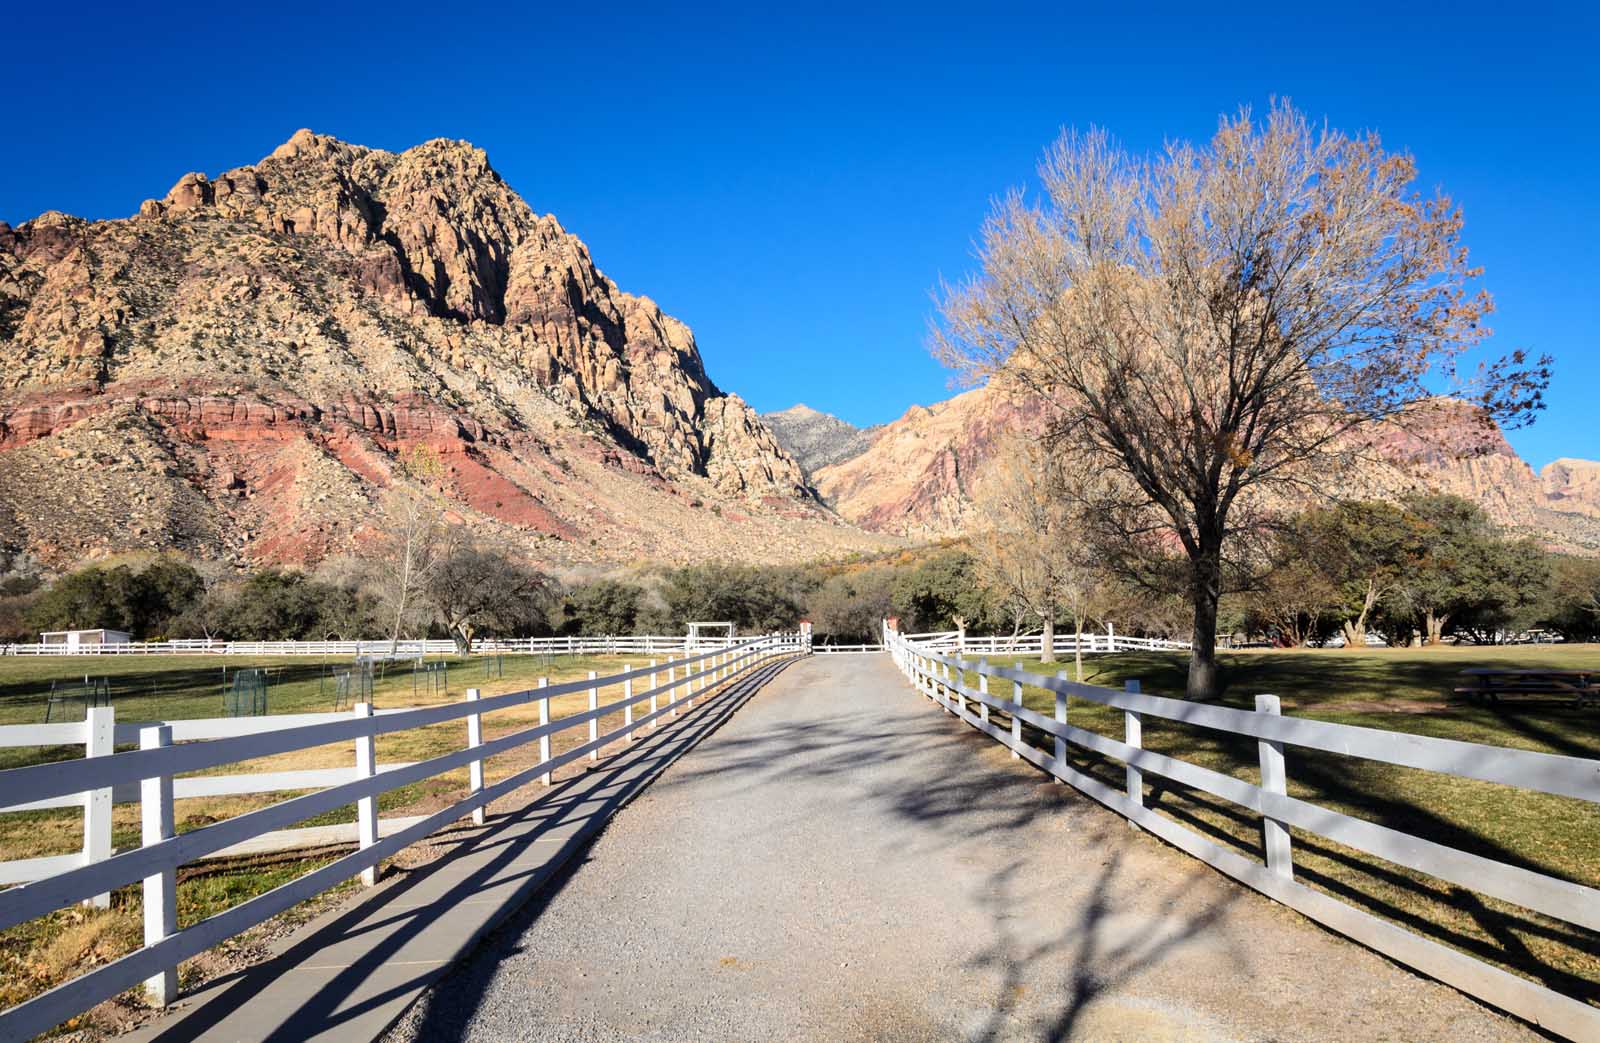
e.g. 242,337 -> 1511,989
1234,494 -> 1594,647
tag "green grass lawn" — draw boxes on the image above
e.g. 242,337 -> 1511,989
957,643 -> 1600,1009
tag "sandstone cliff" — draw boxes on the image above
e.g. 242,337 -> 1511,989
0,131 -> 892,569
812,385 -> 1600,553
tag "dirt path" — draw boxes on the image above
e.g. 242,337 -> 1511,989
385,654 -> 1538,1042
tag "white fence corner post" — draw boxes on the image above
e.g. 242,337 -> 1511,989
466,687 -> 485,826
352,702 -> 379,886
1255,694 -> 1294,879
624,667 -> 634,741
1054,670 -> 1069,780
83,705 -> 115,908
978,661 -> 990,726
538,678 -> 551,785
587,671 -> 599,762
139,724 -> 177,1006
1124,680 -> 1143,828
1011,680 -> 1023,758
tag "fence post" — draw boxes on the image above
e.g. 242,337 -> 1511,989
466,688 -> 485,826
1255,694 -> 1294,879
668,659 -> 678,717
83,705 -> 114,908
649,660 -> 658,730
624,667 -> 634,741
1124,680 -> 1142,825
978,661 -> 990,727
945,662 -> 960,717
538,678 -> 551,785
140,724 -> 177,1006
1053,670 -> 1069,780
1011,679 -> 1023,758
587,671 -> 599,762
352,703 -> 378,886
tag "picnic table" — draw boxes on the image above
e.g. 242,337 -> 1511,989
1455,668 -> 1600,708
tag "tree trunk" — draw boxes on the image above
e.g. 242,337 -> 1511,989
1074,615 -> 1084,682
1040,613 -> 1056,664
1187,554 -> 1222,700
1424,610 -> 1447,646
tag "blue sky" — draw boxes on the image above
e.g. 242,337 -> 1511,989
4,3 -> 1596,466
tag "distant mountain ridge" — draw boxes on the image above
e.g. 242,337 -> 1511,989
809,384 -> 1600,554
760,404 -> 881,474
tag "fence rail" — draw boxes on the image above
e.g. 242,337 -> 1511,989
900,629 -> 1191,654
1,635 -> 760,657
0,633 -> 807,1040
884,626 -> 1600,1041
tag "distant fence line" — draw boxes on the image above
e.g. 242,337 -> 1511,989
1,635 -> 746,657
884,626 -> 1600,1040
0,633 -> 808,1039
4,628 -> 1189,657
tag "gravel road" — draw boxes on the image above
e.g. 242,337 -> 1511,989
385,654 -> 1538,1042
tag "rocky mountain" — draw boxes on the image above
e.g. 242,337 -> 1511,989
812,384 -> 1600,554
0,131 -> 897,571
760,404 -> 881,474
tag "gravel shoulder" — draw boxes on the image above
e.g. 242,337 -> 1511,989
385,654 -> 1541,1043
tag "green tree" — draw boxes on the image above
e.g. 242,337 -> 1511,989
891,550 -> 991,635
1297,501 -> 1414,648
807,571 -> 894,644
1384,495 -> 1542,645
27,559 -> 204,638
563,579 -> 645,635
1537,555 -> 1600,641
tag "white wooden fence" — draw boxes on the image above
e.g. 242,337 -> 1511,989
0,633 -> 806,1040
885,627 -> 1600,1041
1,635 -> 756,657
902,627 -> 1190,655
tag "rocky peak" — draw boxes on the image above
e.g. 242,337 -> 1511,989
0,129 -> 822,567
762,403 -> 882,474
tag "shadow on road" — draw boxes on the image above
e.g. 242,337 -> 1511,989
132,655 -> 799,1043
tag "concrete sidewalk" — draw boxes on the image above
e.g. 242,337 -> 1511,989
123,657 -> 794,1043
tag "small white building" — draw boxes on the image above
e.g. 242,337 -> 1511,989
38,629 -> 132,650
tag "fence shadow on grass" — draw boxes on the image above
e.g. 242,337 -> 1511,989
986,688 -> 1600,1018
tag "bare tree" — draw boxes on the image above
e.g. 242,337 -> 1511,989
370,485 -> 447,654
425,532 -> 554,653
974,437 -> 1108,677
935,101 -> 1548,698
